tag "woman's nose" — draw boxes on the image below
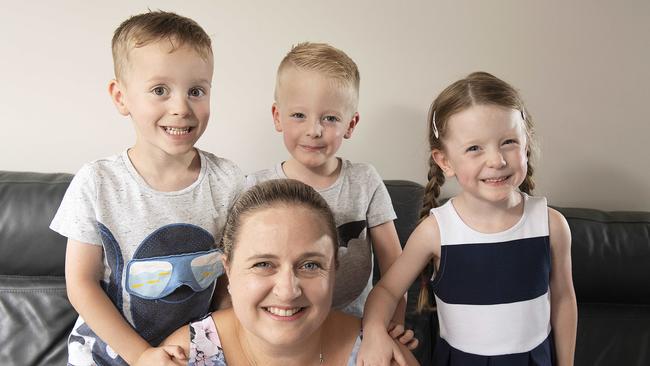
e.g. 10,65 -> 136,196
273,269 -> 302,301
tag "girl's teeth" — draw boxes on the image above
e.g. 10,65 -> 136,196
266,307 -> 301,316
484,177 -> 507,183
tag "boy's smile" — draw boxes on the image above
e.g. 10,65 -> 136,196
272,68 -> 358,177
109,40 -> 213,162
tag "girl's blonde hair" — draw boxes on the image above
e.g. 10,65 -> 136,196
222,179 -> 338,266
417,71 -> 538,312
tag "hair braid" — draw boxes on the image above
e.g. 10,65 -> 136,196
416,156 -> 445,312
518,152 -> 535,194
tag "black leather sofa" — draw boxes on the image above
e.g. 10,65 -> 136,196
1,170 -> 649,365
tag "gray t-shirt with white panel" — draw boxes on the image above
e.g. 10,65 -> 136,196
50,149 -> 245,366
247,159 -> 397,317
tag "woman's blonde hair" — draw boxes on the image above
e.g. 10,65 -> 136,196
222,179 -> 338,266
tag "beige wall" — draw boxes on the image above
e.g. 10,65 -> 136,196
1,0 -> 648,211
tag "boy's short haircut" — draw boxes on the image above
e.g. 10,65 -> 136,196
275,42 -> 360,104
112,10 -> 212,81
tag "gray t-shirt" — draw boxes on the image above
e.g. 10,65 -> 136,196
50,149 -> 245,366
247,159 -> 396,317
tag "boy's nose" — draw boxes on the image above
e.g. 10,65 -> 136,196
169,95 -> 191,117
272,268 -> 302,301
306,119 -> 323,138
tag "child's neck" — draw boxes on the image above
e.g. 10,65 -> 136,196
282,158 -> 341,190
452,191 -> 524,234
127,147 -> 201,192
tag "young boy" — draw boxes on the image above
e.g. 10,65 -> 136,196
50,11 -> 244,365
247,42 -> 408,323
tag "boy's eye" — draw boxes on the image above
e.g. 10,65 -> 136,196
323,116 -> 340,123
503,139 -> 518,145
189,87 -> 205,98
466,145 -> 480,153
290,113 -> 305,119
152,86 -> 167,96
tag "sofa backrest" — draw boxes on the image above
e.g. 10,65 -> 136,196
0,171 -> 76,366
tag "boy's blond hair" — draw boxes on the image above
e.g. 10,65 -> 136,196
112,10 -> 212,81
275,42 -> 360,106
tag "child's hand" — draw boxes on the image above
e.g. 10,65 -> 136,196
357,327 -> 407,366
134,345 -> 187,366
388,322 -> 419,350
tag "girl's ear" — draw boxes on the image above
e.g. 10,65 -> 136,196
343,112 -> 360,139
108,79 -> 129,116
272,103 -> 283,132
432,149 -> 455,177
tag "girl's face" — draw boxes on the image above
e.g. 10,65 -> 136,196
433,104 -> 529,205
224,204 -> 336,347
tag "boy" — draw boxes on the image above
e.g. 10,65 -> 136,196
248,42 -> 408,324
50,11 -> 244,365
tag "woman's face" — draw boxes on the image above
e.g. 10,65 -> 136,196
224,204 -> 336,346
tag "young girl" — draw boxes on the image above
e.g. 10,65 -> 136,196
358,72 -> 577,366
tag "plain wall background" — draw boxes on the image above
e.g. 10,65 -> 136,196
1,0 -> 648,211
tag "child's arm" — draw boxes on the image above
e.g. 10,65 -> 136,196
65,239 -> 186,365
358,216 -> 439,366
548,209 -> 578,366
369,221 -> 407,324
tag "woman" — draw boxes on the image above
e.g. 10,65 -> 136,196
163,179 -> 418,365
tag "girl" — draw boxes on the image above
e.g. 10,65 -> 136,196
358,72 -> 577,366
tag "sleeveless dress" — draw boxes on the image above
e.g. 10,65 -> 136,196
187,314 -> 362,366
430,194 -> 555,365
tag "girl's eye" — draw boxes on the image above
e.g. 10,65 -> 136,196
323,116 -> 340,123
466,145 -> 480,153
152,86 -> 167,96
189,87 -> 205,98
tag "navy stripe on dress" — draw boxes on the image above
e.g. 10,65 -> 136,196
433,235 -> 551,305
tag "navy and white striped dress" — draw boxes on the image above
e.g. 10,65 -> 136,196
430,194 -> 555,365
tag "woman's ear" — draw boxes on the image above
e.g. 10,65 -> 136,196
432,149 -> 455,177
221,254 -> 231,276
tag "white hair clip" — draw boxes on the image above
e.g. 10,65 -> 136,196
432,110 -> 439,139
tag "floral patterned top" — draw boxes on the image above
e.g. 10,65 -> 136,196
188,313 -> 362,366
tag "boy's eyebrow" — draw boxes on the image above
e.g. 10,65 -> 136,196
145,76 -> 212,86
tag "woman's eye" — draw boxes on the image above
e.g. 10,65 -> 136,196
301,262 -> 322,271
290,113 -> 305,119
189,87 -> 205,98
152,86 -> 167,96
466,145 -> 480,153
253,262 -> 272,269
323,116 -> 340,123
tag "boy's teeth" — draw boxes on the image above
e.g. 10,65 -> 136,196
266,307 -> 301,317
164,127 -> 191,135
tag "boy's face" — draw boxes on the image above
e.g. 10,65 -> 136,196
272,68 -> 359,173
109,41 -> 213,159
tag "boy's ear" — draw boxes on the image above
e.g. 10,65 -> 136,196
108,79 -> 130,116
343,112 -> 360,139
271,103 -> 283,132
432,149 -> 455,177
